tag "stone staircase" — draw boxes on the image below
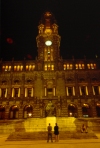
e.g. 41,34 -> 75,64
6,131 -> 98,141
1,117 -> 100,141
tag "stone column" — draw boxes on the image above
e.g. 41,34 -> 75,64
5,107 -> 10,119
21,74 -> 25,98
75,73 -> 79,97
77,105 -> 82,117
18,108 -> 23,119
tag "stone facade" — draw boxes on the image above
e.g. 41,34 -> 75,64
0,11 -> 100,120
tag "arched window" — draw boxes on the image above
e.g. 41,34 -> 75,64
2,80 -> 7,85
82,104 -> 92,117
9,105 -> 19,119
14,80 -> 19,84
0,106 -> 5,119
96,103 -> 100,117
79,78 -> 85,83
68,104 -> 77,117
23,105 -> 33,118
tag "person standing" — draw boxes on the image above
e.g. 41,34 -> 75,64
54,123 -> 59,142
47,123 -> 53,142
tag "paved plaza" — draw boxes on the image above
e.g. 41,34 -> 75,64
0,133 -> 100,148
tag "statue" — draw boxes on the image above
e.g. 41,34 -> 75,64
46,101 -> 56,117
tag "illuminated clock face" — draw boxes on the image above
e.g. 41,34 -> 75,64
45,40 -> 52,46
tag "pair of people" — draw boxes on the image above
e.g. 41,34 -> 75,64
47,123 -> 59,142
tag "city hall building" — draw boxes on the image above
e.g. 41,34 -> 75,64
0,12 -> 100,120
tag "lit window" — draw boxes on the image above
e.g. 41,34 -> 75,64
82,64 -> 84,69
32,65 -> 35,70
14,66 -> 17,71
21,65 -> 23,71
75,64 -> 84,69
29,65 -> 31,71
44,65 -> 47,71
75,64 -> 78,69
14,65 -> 23,71
44,64 -> 54,71
48,64 -> 50,70
51,65 -> 54,70
87,63 -> 96,69
79,64 -> 82,69
87,64 -> 90,69
64,64 -> 73,70
26,65 -> 35,71
2,65 -> 11,71
70,64 -> 73,69
64,64 -> 66,70
17,65 -> 20,71
26,65 -> 28,71
67,64 -> 69,69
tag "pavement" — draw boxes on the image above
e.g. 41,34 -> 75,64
0,133 -> 100,148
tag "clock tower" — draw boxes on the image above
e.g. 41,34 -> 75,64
36,11 -> 61,70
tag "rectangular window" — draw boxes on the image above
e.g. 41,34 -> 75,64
47,88 -> 53,95
26,65 -> 35,71
1,89 -> 6,98
70,64 -> 73,69
15,88 -> 19,97
67,64 -> 73,69
25,88 -> 33,97
2,65 -> 11,71
64,64 -> 66,70
51,65 -> 54,70
87,63 -> 96,69
79,86 -> 86,95
93,86 -> 99,95
81,86 -> 86,95
66,87 -> 74,96
14,66 -> 17,71
27,88 -> 32,97
75,64 -> 84,69
64,64 -> 73,70
44,65 -> 47,71
75,64 -> 78,69
67,64 -> 69,69
44,64 -> 54,71
68,87 -> 73,96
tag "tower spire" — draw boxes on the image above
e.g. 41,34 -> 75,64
36,12 -> 61,71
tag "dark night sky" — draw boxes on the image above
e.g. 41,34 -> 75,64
1,0 -> 100,61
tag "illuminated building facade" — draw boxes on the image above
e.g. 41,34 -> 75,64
0,12 -> 100,120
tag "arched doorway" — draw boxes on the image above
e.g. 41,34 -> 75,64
82,103 -> 92,117
96,103 -> 100,117
45,101 -> 56,117
0,105 -> 5,119
9,105 -> 19,119
23,105 -> 33,118
68,104 -> 77,117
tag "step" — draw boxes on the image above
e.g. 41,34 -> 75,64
6,131 -> 98,141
